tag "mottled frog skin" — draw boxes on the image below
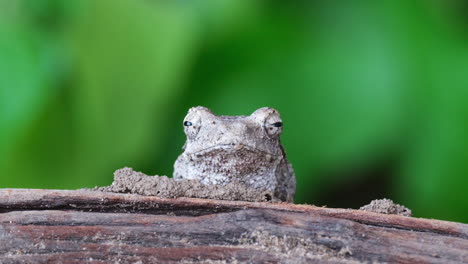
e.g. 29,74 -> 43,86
173,106 -> 296,202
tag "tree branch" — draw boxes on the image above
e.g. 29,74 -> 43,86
0,189 -> 467,263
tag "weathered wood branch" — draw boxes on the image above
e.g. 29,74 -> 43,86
0,189 -> 467,263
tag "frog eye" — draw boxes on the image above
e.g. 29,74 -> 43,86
250,107 -> 284,138
183,119 -> 201,139
265,116 -> 283,137
183,108 -> 206,139
272,122 -> 282,128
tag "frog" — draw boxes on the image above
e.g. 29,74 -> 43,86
173,106 -> 296,202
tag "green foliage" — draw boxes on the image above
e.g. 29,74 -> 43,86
1,0 -> 467,222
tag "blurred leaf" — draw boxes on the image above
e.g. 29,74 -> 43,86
67,0 -> 198,186
399,47 -> 468,223
0,1 -> 75,187
0,19 -> 51,176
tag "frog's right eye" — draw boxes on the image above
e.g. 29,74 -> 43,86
183,115 -> 202,140
183,119 -> 200,139
183,106 -> 214,139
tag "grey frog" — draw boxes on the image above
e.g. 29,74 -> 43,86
173,106 -> 296,202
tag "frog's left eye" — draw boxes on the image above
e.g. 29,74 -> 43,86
250,107 -> 283,137
272,122 -> 282,128
265,116 -> 283,137
183,121 -> 193,126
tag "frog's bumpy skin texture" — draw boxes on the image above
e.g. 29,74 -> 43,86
173,106 -> 296,202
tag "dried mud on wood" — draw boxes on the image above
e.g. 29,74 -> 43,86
0,189 -> 467,263
89,167 -> 278,203
359,198 -> 412,217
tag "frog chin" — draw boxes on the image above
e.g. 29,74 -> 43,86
182,145 -> 281,187
182,144 -> 280,182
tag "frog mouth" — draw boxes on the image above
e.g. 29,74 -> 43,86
189,143 -> 276,158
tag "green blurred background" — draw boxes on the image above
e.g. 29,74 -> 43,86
1,0 -> 467,223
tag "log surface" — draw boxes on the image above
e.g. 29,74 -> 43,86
0,189 -> 467,263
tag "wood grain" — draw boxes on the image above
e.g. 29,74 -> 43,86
0,189 -> 467,263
